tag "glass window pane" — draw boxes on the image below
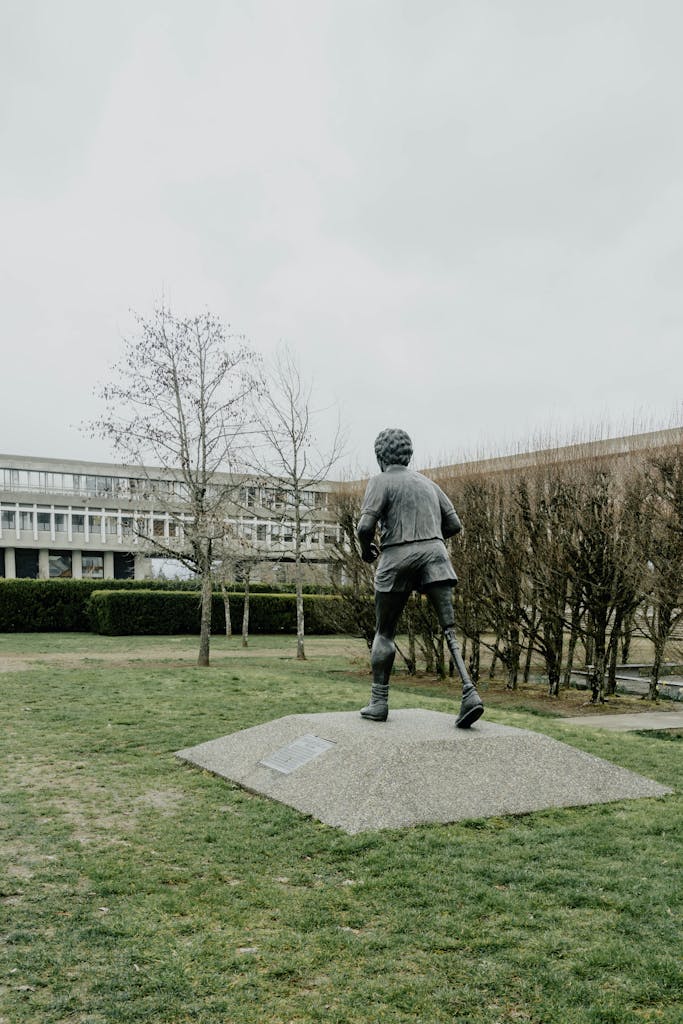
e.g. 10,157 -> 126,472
49,552 -> 72,578
82,554 -> 104,579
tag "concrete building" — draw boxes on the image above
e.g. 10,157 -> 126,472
3,428 -> 681,583
426,427 -> 683,485
0,454 -> 341,584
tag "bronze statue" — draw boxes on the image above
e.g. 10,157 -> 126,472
357,428 -> 484,728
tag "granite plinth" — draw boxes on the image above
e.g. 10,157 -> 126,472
175,709 -> 672,834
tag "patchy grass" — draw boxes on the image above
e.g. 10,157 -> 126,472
1,634 -> 681,1024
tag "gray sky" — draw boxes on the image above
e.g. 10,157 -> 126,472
2,0 -> 682,476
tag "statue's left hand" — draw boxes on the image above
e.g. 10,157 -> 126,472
361,543 -> 380,563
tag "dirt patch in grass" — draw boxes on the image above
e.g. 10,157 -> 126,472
0,637 -> 367,673
394,671 -> 681,718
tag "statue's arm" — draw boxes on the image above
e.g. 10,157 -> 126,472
438,487 -> 462,539
357,512 -> 380,563
442,509 -> 462,539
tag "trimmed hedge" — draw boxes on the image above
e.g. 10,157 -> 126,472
0,578 -> 336,633
0,578 -> 200,632
88,589 -> 346,636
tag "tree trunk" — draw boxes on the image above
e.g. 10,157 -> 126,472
561,598 -> 581,688
407,604 -> 416,675
468,634 -> 480,683
648,618 -> 668,701
563,613 -> 580,688
489,640 -> 502,679
242,575 -> 250,648
506,631 -> 521,690
547,657 -> 561,697
591,647 -> 606,704
220,581 -> 232,638
620,613 -> 633,664
435,634 -> 446,679
198,569 -> 212,667
606,614 -> 621,697
523,637 -> 534,684
295,571 -> 306,660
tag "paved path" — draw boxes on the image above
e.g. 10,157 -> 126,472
561,710 -> 683,731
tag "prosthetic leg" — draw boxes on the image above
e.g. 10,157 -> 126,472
360,586 -> 484,728
427,584 -> 484,729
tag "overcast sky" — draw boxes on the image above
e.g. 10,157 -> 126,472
2,0 -> 682,476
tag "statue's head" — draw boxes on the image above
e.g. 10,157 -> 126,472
374,428 -> 413,470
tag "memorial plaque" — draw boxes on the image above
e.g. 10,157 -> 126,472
259,734 -> 335,775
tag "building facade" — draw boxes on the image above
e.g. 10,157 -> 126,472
3,428 -> 682,583
0,454 -> 341,584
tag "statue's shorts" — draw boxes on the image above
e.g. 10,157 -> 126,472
373,539 -> 458,593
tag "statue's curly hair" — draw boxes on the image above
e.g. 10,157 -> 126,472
374,428 -> 413,467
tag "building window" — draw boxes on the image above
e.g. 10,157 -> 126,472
241,485 -> 258,508
37,512 -> 51,531
257,523 -> 267,541
265,487 -> 288,510
19,511 -> 33,531
49,552 -> 72,578
114,552 -> 135,579
15,550 -> 39,578
82,554 -> 104,579
1,510 -> 15,530
72,514 -> 85,533
54,514 -> 67,532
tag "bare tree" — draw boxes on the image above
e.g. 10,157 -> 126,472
329,487 -> 376,649
212,525 -> 261,644
639,445 -> 683,699
86,305 -> 260,666
249,348 -> 345,659
568,462 -> 644,703
446,475 -> 497,683
516,468 -> 575,696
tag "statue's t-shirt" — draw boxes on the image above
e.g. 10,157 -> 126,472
359,466 -> 461,549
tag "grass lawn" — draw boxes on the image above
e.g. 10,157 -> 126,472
1,634 -> 681,1024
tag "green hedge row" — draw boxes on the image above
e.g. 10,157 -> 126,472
0,578 -> 336,632
88,590 -> 346,636
0,578 -> 200,632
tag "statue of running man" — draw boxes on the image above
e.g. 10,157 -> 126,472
356,428 -> 484,728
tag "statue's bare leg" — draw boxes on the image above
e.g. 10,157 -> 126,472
425,584 -> 485,729
360,591 -> 411,721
